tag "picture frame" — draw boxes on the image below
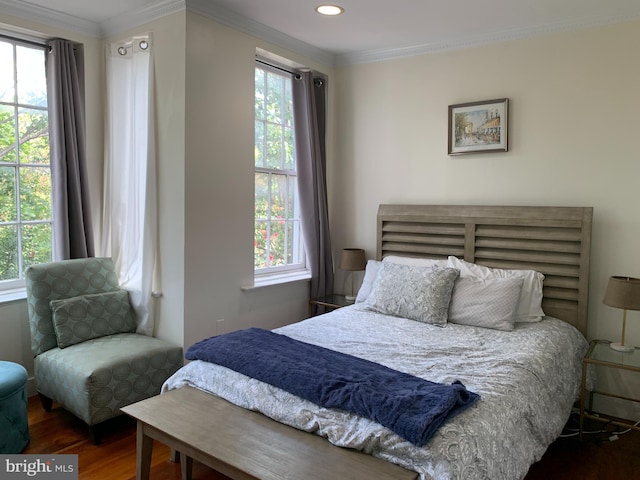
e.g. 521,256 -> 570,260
448,98 -> 509,155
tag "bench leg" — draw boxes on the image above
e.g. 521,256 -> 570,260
136,422 -> 154,480
170,448 -> 180,463
180,452 -> 193,480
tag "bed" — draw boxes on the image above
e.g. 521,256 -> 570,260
163,204 -> 593,480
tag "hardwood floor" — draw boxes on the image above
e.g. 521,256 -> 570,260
23,396 -> 228,480
22,395 -> 640,479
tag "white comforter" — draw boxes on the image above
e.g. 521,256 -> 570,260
162,304 -> 588,480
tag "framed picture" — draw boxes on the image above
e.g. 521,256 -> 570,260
448,98 -> 509,155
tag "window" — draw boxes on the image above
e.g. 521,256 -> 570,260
254,62 -> 305,275
0,36 -> 51,291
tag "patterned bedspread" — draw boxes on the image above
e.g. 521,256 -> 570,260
162,304 -> 588,480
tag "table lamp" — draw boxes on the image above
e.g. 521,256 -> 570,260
603,276 -> 640,352
339,248 -> 366,302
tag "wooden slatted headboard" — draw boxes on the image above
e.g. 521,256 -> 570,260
376,205 -> 593,335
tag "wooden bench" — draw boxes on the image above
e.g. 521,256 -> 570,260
122,386 -> 418,480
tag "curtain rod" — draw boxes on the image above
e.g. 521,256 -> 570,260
256,58 -> 325,86
0,33 -> 47,49
256,58 -> 303,79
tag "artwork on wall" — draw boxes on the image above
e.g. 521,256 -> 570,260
448,98 -> 509,155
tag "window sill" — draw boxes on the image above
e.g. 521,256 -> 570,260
242,270 -> 311,291
0,287 -> 27,305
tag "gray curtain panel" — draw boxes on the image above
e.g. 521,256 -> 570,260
46,38 -> 94,260
292,72 -> 333,302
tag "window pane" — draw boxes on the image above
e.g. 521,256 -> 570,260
254,221 -> 268,269
266,123 -> 283,169
20,166 -> 51,221
287,176 -> 297,219
286,221 -> 296,264
269,220 -> 286,267
266,72 -> 283,123
0,105 -> 17,163
254,120 -> 264,167
0,166 -> 17,222
16,45 -> 46,107
255,172 -> 269,220
255,68 -> 265,120
283,125 -> 294,171
284,78 -> 293,128
291,219 -> 302,262
0,224 -> 18,280
21,223 -> 52,270
18,108 -> 49,165
0,41 -> 15,103
270,173 -> 288,220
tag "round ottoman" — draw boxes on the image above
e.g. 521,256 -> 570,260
0,361 -> 29,453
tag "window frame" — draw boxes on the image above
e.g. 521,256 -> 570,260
0,33 -> 52,296
254,60 -> 308,280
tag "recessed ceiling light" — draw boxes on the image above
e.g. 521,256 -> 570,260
315,5 -> 344,16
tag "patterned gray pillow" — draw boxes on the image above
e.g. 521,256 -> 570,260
365,263 -> 459,326
50,289 -> 136,348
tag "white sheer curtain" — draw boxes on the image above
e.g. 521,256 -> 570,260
102,35 -> 157,335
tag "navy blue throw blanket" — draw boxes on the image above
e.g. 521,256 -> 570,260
185,328 -> 479,446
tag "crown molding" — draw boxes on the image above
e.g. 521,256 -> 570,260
100,0 -> 185,37
186,0 -> 334,67
0,0 -> 100,36
336,9 -> 640,66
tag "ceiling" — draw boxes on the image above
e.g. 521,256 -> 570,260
6,0 -> 640,64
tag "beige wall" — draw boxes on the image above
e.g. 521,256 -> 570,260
332,20 -> 640,417
182,12 -> 332,349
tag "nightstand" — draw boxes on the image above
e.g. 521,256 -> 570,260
580,339 -> 640,440
309,294 -> 353,316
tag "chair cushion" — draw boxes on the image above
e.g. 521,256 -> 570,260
50,290 -> 136,348
34,333 -> 183,426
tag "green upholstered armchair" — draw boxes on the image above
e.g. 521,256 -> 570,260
25,257 -> 183,442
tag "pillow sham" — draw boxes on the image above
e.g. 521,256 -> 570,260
50,289 -> 136,348
448,276 -> 524,331
365,263 -> 459,326
356,256 -> 449,304
447,256 -> 545,322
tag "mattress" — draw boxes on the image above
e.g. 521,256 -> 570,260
163,304 -> 588,480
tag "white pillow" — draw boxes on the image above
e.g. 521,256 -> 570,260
382,255 -> 448,268
365,263 -> 459,326
447,256 -> 545,322
355,259 -> 382,303
448,276 -> 524,331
